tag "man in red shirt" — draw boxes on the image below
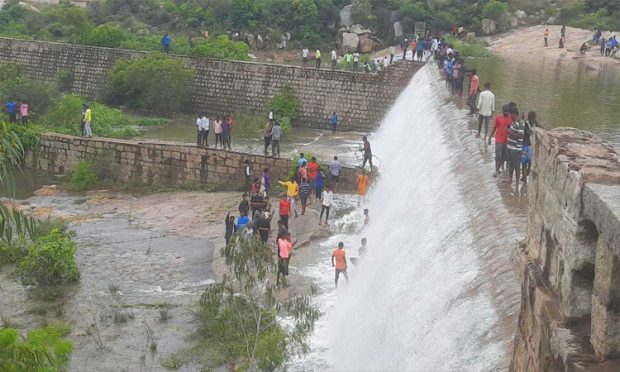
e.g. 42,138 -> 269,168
308,157 -> 318,196
279,194 -> 291,230
488,104 -> 513,177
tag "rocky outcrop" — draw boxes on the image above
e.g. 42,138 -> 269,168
511,128 -> 620,371
339,5 -> 354,27
340,32 -> 359,53
358,34 -> 374,53
481,19 -> 496,35
393,21 -> 403,39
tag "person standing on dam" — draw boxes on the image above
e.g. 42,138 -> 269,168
332,242 -> 349,288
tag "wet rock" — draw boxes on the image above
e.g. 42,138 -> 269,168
547,16 -> 556,24
340,32 -> 359,53
515,9 -> 527,18
466,32 -> 476,41
358,34 -> 374,53
246,34 -> 256,49
585,63 -> 598,71
481,19 -> 496,35
340,5 -> 354,27
393,21 -> 403,39
33,184 -> 62,197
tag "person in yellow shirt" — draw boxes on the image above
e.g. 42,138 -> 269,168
84,105 -> 92,138
315,49 -> 321,69
278,178 -> 299,218
356,170 -> 369,206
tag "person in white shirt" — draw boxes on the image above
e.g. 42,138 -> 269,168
268,110 -> 274,120
319,186 -> 333,225
353,52 -> 360,71
331,49 -> 337,69
389,45 -> 395,64
476,82 -> 496,142
302,47 -> 309,67
201,114 -> 210,147
195,114 -> 202,147
383,56 -> 389,68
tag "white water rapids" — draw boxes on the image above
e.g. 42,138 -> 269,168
293,65 -> 524,371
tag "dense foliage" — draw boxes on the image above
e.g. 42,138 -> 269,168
68,161 -> 97,191
194,236 -> 319,369
19,227 -> 80,286
559,0 -> 620,30
270,85 -> 300,130
0,326 -> 73,371
189,35 -> 250,60
106,53 -> 195,115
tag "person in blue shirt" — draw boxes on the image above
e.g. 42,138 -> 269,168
5,97 -> 16,123
416,39 -> 425,61
330,112 -> 337,134
297,153 -> 307,168
161,33 -> 171,53
237,215 -> 250,230
445,56 -> 454,90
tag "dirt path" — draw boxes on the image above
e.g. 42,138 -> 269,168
490,25 -> 619,69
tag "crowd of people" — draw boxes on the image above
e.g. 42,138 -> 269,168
225,134 -> 375,288
433,38 -> 540,191
195,113 -> 235,149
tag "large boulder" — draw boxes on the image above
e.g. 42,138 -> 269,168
515,9 -> 527,18
340,32 -> 359,53
510,17 -> 518,27
358,34 -> 374,53
481,18 -> 496,35
351,24 -> 372,35
547,16 -> 556,24
393,21 -> 403,38
246,34 -> 256,49
256,34 -> 265,49
340,5 -> 354,27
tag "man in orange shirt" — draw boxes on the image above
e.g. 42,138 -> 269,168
357,170 -> 369,206
331,242 -> 349,288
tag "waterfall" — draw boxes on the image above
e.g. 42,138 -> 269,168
304,65 -> 524,371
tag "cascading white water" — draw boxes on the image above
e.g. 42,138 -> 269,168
294,65 -> 525,371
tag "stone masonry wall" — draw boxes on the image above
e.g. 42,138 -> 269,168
0,38 -> 421,131
510,128 -> 620,371
27,133 -> 357,190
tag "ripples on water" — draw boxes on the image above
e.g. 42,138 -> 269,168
292,65 -> 525,371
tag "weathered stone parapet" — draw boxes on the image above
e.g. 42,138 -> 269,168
511,128 -> 620,371
0,38 -> 421,131
28,133 -> 358,191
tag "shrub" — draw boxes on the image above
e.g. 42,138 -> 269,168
445,36 -> 490,58
0,63 -> 22,83
44,94 -> 138,138
19,228 -> 80,286
57,69 -> 74,92
189,35 -> 250,61
82,23 -> 126,48
106,53 -> 195,115
482,0 -> 509,21
0,326 -> 73,370
270,85 -> 300,129
68,161 -> 97,191
0,78 -> 59,119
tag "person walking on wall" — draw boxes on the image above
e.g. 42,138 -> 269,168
214,116 -> 222,148
80,103 -> 87,136
302,47 -> 309,68
161,33 -> 171,53
330,112 -> 338,134
270,120 -> 282,157
331,49 -> 337,69
243,159 -> 251,191
84,104 -> 93,137
225,115 -> 234,150
389,45 -> 395,64
315,48 -> 322,69
263,119 -> 273,155
353,52 -> 360,71
319,185 -> 332,225
476,83 -> 495,142
196,114 -> 203,146
201,113 -> 210,147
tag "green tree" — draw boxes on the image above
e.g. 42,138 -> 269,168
189,35 -> 250,60
194,236 -> 319,370
482,0 -> 508,21
270,85 -> 300,130
352,0 -> 376,27
82,23 -> 127,48
231,0 -> 258,29
106,53 -> 195,115
0,326 -> 73,371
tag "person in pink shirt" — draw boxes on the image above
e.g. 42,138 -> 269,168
277,235 -> 292,286
19,100 -> 28,125
467,69 -> 479,115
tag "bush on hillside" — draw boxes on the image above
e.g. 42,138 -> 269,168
0,326 -> 73,370
0,78 -> 59,119
19,228 -> 80,286
482,0 -> 509,22
57,69 -> 74,92
189,35 -> 250,60
270,85 -> 300,130
106,53 -> 195,115
82,23 -> 126,48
